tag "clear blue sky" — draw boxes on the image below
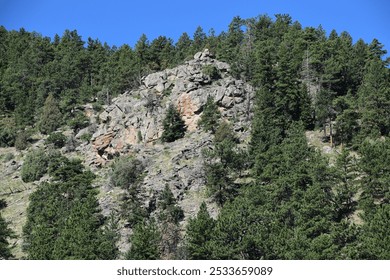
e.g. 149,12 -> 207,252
1,0 -> 389,54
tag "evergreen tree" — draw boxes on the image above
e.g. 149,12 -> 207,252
157,185 -> 183,259
0,211 -> 15,259
126,220 -> 161,260
331,149 -> 359,221
185,202 -> 215,259
358,204 -> 390,259
198,95 -> 221,133
23,158 -> 116,259
175,32 -> 192,63
357,58 -> 390,138
38,93 -> 62,134
161,104 -> 186,142
204,122 -> 244,206
359,138 -> 390,212
192,26 -> 207,53
158,185 -> 184,225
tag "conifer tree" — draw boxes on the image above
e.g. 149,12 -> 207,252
185,202 -> 215,260
331,149 -> 359,221
126,220 -> 161,260
358,204 -> 390,259
157,185 -> 183,259
198,96 -> 221,133
204,122 -> 244,206
161,104 -> 186,142
357,58 -> 390,138
38,93 -> 62,134
23,158 -> 116,259
0,211 -> 15,259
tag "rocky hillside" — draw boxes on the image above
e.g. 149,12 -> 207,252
72,49 -> 254,254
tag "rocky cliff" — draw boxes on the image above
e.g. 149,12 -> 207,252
79,49 -> 254,253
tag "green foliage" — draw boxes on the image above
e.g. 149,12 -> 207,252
161,104 -> 186,143
137,130 -> 143,143
157,185 -> 184,259
357,204 -> 390,259
0,126 -> 15,147
357,58 -> 390,138
80,132 -> 92,143
21,148 -> 49,182
0,199 -> 7,210
1,14 -> 389,260
67,112 -> 89,132
202,65 -> 221,80
359,139 -> 390,212
0,212 -> 15,259
198,96 -> 221,133
110,156 -> 144,190
185,202 -> 215,259
14,130 -> 29,150
126,220 -> 161,260
204,122 -> 244,206
331,149 -> 359,221
45,132 -> 67,148
38,93 -> 62,134
23,157 -> 115,259
158,185 -> 184,225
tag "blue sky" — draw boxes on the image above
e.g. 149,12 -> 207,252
1,0 -> 389,53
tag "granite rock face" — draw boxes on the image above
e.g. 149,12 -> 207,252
88,49 -> 254,165
81,50 -> 254,254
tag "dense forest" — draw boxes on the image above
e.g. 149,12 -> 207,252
0,14 -> 389,260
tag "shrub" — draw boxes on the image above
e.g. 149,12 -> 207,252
137,130 -> 143,143
15,131 -> 29,150
202,65 -> 221,80
21,149 -> 49,182
80,133 -> 92,143
68,112 -> 89,132
45,132 -> 67,148
110,156 -> 144,189
0,127 -> 15,147
162,84 -> 174,96
0,199 -> 7,210
158,185 -> 184,224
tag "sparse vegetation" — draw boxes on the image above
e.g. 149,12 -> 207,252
110,156 -> 144,190
45,132 -> 67,148
21,149 -> 49,183
202,65 -> 221,80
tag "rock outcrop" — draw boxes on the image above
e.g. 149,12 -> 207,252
82,49 -> 254,254
88,49 -> 253,164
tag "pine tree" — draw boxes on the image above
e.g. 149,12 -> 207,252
357,58 -> 390,138
157,185 -> 183,259
126,220 -> 161,260
185,202 -> 215,259
359,138 -> 390,212
204,122 -> 244,206
331,149 -> 359,221
0,212 -> 15,259
198,95 -> 221,133
23,158 -> 116,259
161,104 -> 186,142
38,93 -> 62,134
358,204 -> 390,259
